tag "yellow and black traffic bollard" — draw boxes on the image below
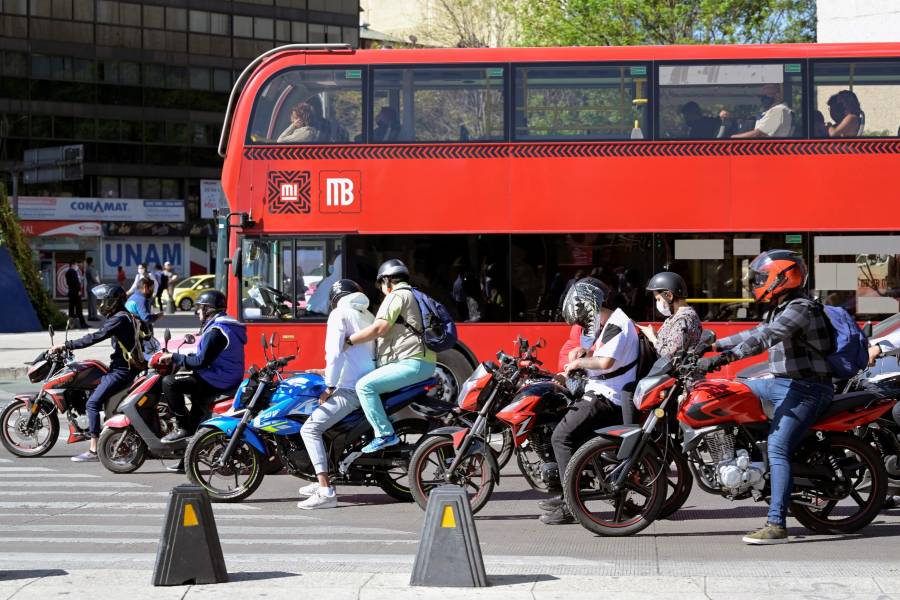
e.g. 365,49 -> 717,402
410,485 -> 487,587
152,484 -> 228,586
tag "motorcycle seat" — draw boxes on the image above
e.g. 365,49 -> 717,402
381,377 -> 438,401
818,390 -> 885,421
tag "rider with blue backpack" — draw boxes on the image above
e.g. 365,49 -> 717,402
699,249 -> 868,545
344,259 -> 455,454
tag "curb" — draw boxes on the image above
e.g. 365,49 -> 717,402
0,367 -> 27,381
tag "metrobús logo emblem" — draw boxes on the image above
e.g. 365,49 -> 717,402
266,171 -> 311,214
319,171 -> 362,214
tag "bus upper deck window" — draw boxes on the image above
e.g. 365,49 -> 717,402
247,68 -> 363,145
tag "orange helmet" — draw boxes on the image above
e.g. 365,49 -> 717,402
748,250 -> 807,302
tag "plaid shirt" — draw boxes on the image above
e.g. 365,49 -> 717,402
717,294 -> 832,380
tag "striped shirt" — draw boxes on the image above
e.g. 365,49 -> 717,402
717,295 -> 832,380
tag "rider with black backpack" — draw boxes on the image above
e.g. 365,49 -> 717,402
541,277 -> 642,525
50,284 -> 143,462
344,259 -> 455,454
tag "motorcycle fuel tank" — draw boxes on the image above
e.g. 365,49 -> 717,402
679,379 -> 767,428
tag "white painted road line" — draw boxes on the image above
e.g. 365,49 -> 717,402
0,467 -> 56,472
0,481 -> 150,488
0,536 -> 418,546
0,512 -> 319,521
1,524 -> 414,535
0,501 -> 258,510
0,490 -> 170,496
0,472 -> 100,478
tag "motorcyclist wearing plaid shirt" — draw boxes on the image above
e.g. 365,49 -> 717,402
699,250 -> 833,545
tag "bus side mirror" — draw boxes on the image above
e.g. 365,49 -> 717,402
231,248 -> 242,279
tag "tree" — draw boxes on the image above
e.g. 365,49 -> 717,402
420,0 -> 520,48
508,0 -> 816,47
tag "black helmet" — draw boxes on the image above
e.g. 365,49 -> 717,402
646,272 -> 688,299
92,284 -> 127,317
196,289 -> 226,310
376,259 -> 409,282
329,279 -> 363,311
561,277 -> 608,339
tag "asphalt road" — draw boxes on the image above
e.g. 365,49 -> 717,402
2,380 -> 900,580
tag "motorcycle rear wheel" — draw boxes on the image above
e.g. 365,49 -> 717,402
564,437 -> 666,537
0,399 -> 59,458
791,433 -> 887,534
409,435 -> 496,514
97,426 -> 147,474
186,426 -> 265,503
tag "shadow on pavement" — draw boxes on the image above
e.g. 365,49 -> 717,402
475,514 -> 541,521
0,569 -> 68,581
226,571 -> 300,582
488,574 -> 559,586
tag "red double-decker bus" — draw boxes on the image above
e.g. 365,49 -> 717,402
217,42 -> 900,396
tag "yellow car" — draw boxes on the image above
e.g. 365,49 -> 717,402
172,274 -> 216,311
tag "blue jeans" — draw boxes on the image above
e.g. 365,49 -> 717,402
744,377 -> 833,527
355,359 -> 436,437
86,368 -> 136,437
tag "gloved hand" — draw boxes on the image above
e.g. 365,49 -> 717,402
697,353 -> 734,374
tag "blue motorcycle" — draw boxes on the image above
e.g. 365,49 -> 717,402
184,334 -> 450,502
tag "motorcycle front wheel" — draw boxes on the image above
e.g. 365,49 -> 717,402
409,435 -> 496,514
0,399 -> 59,458
791,433 -> 887,534
97,426 -> 147,474
564,437 -> 666,537
186,427 -> 265,502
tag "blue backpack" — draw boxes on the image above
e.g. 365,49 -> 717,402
799,299 -> 869,379
399,288 -> 458,353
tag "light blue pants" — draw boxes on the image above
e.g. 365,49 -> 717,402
355,358 -> 436,437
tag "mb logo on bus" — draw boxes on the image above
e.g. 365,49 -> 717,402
319,171 -> 362,213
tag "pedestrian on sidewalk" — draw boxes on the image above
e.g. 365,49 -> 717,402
84,257 -> 101,321
163,261 -> 178,313
116,266 -> 126,286
65,263 -> 88,329
152,263 -> 166,311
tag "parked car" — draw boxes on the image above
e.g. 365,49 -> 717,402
172,274 -> 215,311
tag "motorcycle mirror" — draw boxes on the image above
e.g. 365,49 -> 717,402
183,333 -> 195,345
164,328 -> 171,343
862,322 -> 873,338
270,332 -> 277,348
261,333 -> 268,350
48,324 -> 55,344
535,337 -> 546,349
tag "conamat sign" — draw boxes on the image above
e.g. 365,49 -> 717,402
17,196 -> 185,222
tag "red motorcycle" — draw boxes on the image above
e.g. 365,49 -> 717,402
564,331 -> 894,537
410,338 -> 573,513
1,326 -> 117,457
98,329 -> 233,474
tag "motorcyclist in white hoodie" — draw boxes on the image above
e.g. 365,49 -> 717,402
297,279 -> 376,509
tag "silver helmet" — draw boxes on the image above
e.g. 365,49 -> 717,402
561,277 -> 607,339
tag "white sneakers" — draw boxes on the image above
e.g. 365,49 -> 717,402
297,486 -> 338,510
298,482 -> 320,497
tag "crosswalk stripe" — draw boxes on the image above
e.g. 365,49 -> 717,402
0,467 -> 56,472
0,512 -> 317,521
1,524 -> 414,536
0,473 -> 100,478
0,501 -> 258,510
1,481 -> 150,488
0,458 -> 13,463
0,537 -> 417,546
0,491 -> 170,496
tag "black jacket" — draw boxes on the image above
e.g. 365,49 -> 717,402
64,268 -> 81,297
65,311 -> 137,370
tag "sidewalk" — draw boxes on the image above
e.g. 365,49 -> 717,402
1,569 -> 898,599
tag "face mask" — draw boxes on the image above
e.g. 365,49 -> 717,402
656,297 -> 672,317
760,95 -> 775,110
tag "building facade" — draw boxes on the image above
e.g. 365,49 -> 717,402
0,0 -> 358,296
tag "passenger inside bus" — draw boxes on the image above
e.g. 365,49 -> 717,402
372,107 -> 401,142
679,101 -> 722,139
826,90 -> 865,137
730,83 -> 793,138
276,102 -> 318,143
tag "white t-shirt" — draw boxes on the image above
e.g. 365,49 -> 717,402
755,103 -> 792,137
585,308 -> 640,406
